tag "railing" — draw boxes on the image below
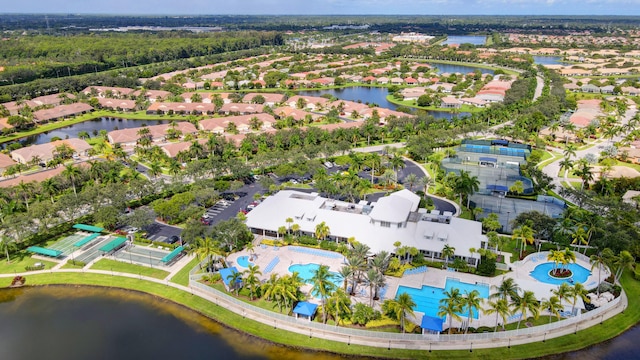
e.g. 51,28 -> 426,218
189,277 -> 625,347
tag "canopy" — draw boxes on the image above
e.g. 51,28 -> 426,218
220,267 -> 240,287
487,184 -> 509,192
293,301 -> 318,318
421,315 -> 444,332
27,246 -> 62,258
73,224 -> 104,233
74,233 -> 100,247
161,246 -> 184,263
479,157 -> 497,163
99,237 -> 127,253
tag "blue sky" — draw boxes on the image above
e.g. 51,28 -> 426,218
4,0 -> 640,16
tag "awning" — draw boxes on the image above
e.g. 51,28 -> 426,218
293,301 -> 318,318
99,237 -> 127,253
73,224 -> 104,233
421,315 -> 444,332
161,246 -> 184,263
74,233 -> 100,247
27,246 -> 62,258
479,157 -> 498,163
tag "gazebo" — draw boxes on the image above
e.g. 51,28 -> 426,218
421,315 -> 443,335
292,301 -> 318,322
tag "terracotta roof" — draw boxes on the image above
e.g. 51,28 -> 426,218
10,138 -> 92,164
32,103 -> 93,122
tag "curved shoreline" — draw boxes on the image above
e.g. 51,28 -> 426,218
0,269 -> 635,359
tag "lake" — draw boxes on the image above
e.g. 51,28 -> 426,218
443,35 -> 487,46
298,87 -> 469,120
0,286 -> 342,360
5,117 -> 169,148
0,286 -> 637,360
533,56 -> 571,66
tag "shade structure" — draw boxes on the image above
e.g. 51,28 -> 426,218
161,246 -> 184,263
73,224 -> 104,233
293,301 -> 318,318
74,233 -> 100,247
27,246 -> 62,258
421,315 -> 444,333
99,237 -> 127,253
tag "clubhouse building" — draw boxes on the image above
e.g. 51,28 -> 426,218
245,190 -> 487,267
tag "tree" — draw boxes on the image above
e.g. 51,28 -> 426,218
512,290 -> 539,329
438,288 -> 463,334
404,173 -> 418,192
491,277 -> 520,302
62,164 -> 81,196
512,225 -> 534,258
419,174 -> 435,196
314,221 -> 330,241
442,244 -> 455,268
311,264 -> 337,324
552,282 -> 572,307
390,292 -> 417,333
590,252 -> 608,297
227,270 -> 244,296
614,250 -> 634,283
569,283 -> 589,316
327,288 -> 352,326
484,298 -> 511,332
541,296 -> 563,323
0,236 -> 17,263
462,289 -> 482,333
243,264 -> 262,300
191,237 -> 221,270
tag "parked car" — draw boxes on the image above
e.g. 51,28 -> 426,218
324,161 -> 333,169
168,235 -> 180,244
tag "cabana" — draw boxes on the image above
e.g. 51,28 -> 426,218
27,246 -> 62,258
292,301 -> 318,322
421,315 -> 444,334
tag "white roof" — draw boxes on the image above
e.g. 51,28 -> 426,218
246,190 -> 484,259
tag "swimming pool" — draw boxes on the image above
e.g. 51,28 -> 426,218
530,262 -> 591,285
288,263 -> 343,289
396,279 -> 490,319
236,256 -> 253,268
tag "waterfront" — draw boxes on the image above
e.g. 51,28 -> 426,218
443,35 -> 487,45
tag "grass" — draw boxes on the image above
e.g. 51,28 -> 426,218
2,269 -> 639,359
386,96 -> 485,113
90,258 -> 169,280
60,262 -> 85,269
0,254 -> 57,274
170,256 -> 200,286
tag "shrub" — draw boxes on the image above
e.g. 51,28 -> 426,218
365,317 -> 399,328
319,240 -> 337,251
67,260 -> 87,267
298,236 -> 318,246
351,303 -> 380,326
477,256 -> 497,276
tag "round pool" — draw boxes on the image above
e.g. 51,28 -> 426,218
530,262 -> 591,285
236,256 -> 253,268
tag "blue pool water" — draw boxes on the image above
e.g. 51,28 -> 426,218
530,262 -> 591,285
236,256 -> 253,268
397,279 -> 490,319
288,263 -> 343,289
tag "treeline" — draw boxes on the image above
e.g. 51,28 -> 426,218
0,31 -> 283,86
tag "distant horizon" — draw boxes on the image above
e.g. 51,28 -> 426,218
4,0 -> 640,17
2,13 -> 640,17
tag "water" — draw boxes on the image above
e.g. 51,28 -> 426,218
443,35 -> 487,46
425,62 -> 494,76
288,263 -> 343,289
298,87 -> 468,120
529,262 -> 592,286
0,286 -> 341,360
397,279 -> 490,319
5,117 -> 169,148
237,255 -> 254,268
533,56 -> 571,66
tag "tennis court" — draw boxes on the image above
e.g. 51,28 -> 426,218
48,233 -> 90,257
472,194 -> 565,232
113,244 -> 171,268
75,236 -> 121,264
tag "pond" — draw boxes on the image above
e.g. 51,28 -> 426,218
0,285 -> 636,359
442,35 -> 487,46
425,62 -> 494,76
0,286 -> 342,360
298,87 -> 470,120
533,56 -> 571,66
4,117 -> 169,149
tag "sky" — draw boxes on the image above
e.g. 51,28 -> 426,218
3,0 -> 640,16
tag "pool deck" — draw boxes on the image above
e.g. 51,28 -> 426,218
227,246 -> 609,330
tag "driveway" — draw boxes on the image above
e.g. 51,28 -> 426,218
145,221 -> 183,244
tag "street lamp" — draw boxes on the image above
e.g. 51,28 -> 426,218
506,211 -> 511,233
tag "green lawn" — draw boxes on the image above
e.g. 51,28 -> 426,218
170,256 -> 201,286
90,259 -> 169,279
0,254 -> 57,274
60,261 -> 86,270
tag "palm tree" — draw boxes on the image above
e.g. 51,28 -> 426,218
614,250 -> 634,283
552,282 -> 572,307
512,290 -> 539,329
243,264 -> 262,300
462,290 -> 482,333
311,264 -> 337,324
569,283 -> 589,316
512,225 -> 534,258
484,298 -> 511,332
40,178 -> 58,204
0,236 -> 17,263
419,174 -> 435,196
191,237 -> 220,270
491,277 -> 520,301
391,293 -> 417,333
442,244 -> 455,268
438,288 -> 463,334
148,161 -> 162,179
338,266 -> 353,293
227,270 -> 244,296
541,296 -> 563,323
328,288 -> 352,326
404,173 -> 418,191
285,217 -> 294,233
590,252 -> 608,297
547,249 -> 565,276
245,242 -> 255,261
314,221 -> 330,241
62,164 -> 81,196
